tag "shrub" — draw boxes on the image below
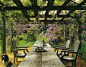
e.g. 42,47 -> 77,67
27,31 -> 36,41
19,37 -> 23,40
18,34 -> 27,41
79,42 -> 86,62
22,34 -> 27,40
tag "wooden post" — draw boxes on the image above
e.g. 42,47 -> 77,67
11,23 -> 13,52
69,22 -> 72,46
17,23 -> 19,45
2,11 -> 6,53
78,21 -> 82,49
64,24 -> 66,45
0,20 -> 3,54
76,22 -> 79,40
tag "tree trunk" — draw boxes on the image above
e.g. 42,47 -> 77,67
2,11 -> 6,54
0,20 -> 3,54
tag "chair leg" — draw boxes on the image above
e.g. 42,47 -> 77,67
16,57 -> 18,62
54,48 -> 57,52
56,50 -> 59,56
14,55 -> 15,64
72,62 -> 74,67
14,57 -> 15,64
74,61 -> 76,67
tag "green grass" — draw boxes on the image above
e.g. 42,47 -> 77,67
0,45 -> 11,54
19,40 -> 28,46
18,40 -> 36,47
6,46 -> 11,53
0,40 -> 36,54
0,45 -> 2,55
0,40 -> 2,54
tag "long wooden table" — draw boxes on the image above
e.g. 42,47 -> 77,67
18,40 -> 65,67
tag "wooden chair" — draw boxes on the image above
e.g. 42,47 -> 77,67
61,40 -> 80,67
54,40 -> 70,57
12,39 -> 29,63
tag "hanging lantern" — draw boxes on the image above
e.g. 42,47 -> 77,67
30,0 -> 37,6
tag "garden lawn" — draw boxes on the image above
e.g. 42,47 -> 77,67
18,40 -> 36,47
0,40 -> 36,54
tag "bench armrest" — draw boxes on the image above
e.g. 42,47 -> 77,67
68,51 -> 77,53
17,46 -> 29,48
13,48 -> 27,51
68,49 -> 74,51
61,50 -> 77,54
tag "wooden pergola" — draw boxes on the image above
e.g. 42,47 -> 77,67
0,0 -> 86,53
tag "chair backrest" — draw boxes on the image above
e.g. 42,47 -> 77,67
73,40 -> 80,58
65,40 -> 70,48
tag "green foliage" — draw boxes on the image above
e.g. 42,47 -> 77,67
79,42 -> 86,62
81,33 -> 86,43
18,34 -> 28,41
80,12 -> 86,23
0,46 -> 2,54
6,35 -> 11,46
79,29 -> 86,62
54,0 -> 65,6
27,31 -> 36,41
27,41 -> 36,46
67,2 -> 77,6
6,46 -> 11,53
26,26 -> 38,41
18,40 -> 28,46
27,10 -> 34,16
21,0 -> 31,6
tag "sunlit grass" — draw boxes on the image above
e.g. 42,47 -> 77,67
0,40 -> 36,54
18,40 -> 36,47
0,45 -> 1,55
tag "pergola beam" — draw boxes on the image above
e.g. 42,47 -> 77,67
30,15 -> 71,18
1,6 -> 86,10
28,20 -> 69,22
23,20 -> 69,24
13,0 -> 23,7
